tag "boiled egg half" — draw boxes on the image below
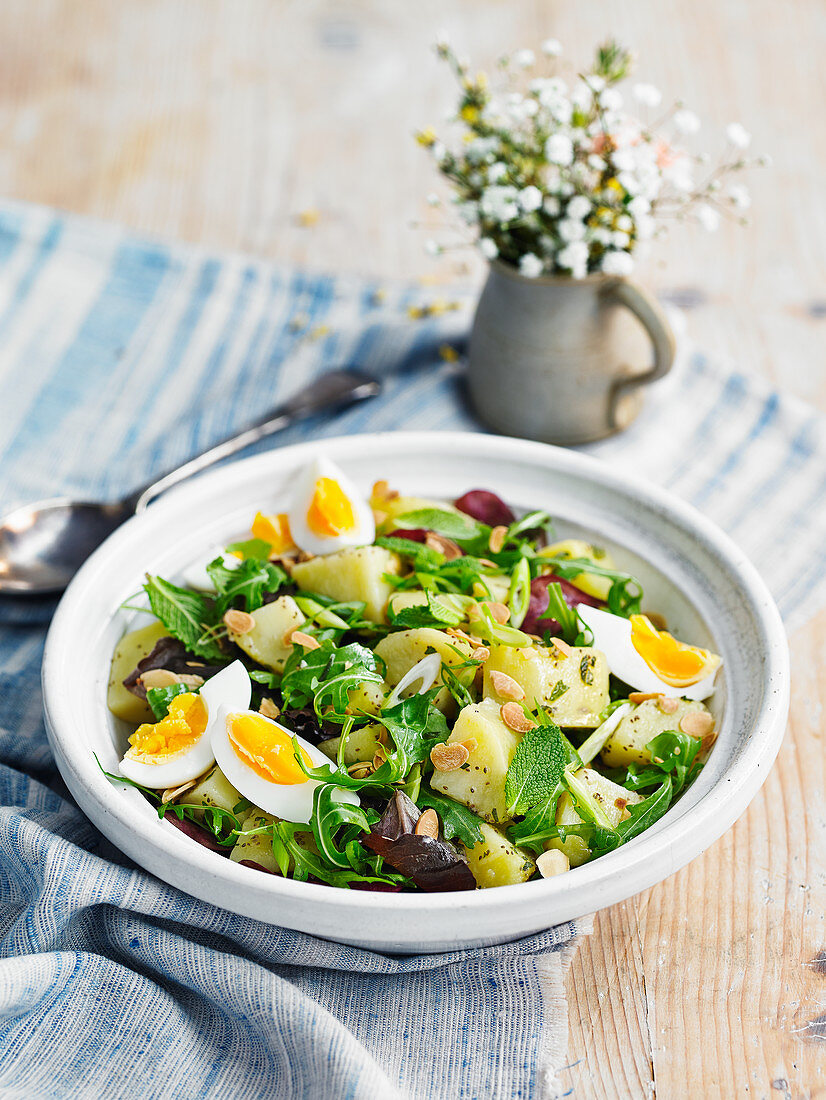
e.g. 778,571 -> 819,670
578,605 -> 721,701
119,660 -> 251,789
287,456 -> 374,557
211,706 -> 358,823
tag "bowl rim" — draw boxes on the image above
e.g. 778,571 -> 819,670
42,430 -> 790,924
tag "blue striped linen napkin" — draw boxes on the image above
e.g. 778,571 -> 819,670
0,198 -> 824,1100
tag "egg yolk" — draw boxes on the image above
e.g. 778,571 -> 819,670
630,615 -> 716,687
227,712 -> 313,785
306,477 -> 356,538
251,511 -> 294,554
128,693 -> 207,759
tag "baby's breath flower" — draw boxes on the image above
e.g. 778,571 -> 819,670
426,193 -> 441,206
513,48 -> 535,68
674,109 -> 701,135
696,203 -> 721,232
601,250 -> 635,275
488,162 -> 508,182
632,83 -> 662,108
726,122 -> 751,149
479,237 -> 498,260
480,185 -> 521,223
543,195 -> 561,217
519,185 -> 544,213
566,195 -> 592,219
424,239 -> 442,256
541,38 -> 562,57
545,133 -> 574,165
727,183 -> 751,209
519,253 -> 544,277
559,218 -> 587,242
601,88 -> 623,111
557,241 -> 589,278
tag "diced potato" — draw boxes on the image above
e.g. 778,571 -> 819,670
345,682 -> 385,717
461,822 -> 535,888
318,722 -> 386,765
107,620 -> 169,723
375,495 -> 462,533
291,546 -> 402,623
185,765 -> 241,816
484,644 -> 609,728
230,808 -> 317,873
430,698 -> 522,824
600,697 -> 711,768
227,595 -> 304,673
546,769 -> 643,867
538,538 -> 616,600
373,627 -> 474,713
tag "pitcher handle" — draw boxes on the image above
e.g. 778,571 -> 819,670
604,279 -> 676,431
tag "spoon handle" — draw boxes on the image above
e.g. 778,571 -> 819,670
121,368 -> 381,514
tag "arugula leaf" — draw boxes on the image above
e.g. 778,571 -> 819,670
311,784 -> 373,869
146,682 -> 193,721
279,639 -> 384,723
589,777 -> 674,855
224,537 -> 272,561
504,719 -> 570,815
540,581 -> 580,642
624,730 -> 702,794
387,590 -> 465,630
143,574 -> 224,662
394,507 -> 487,544
506,794 -> 562,853
374,692 -> 449,775
416,788 -> 485,847
206,556 -> 287,614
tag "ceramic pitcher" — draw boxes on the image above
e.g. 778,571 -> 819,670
467,261 -> 676,445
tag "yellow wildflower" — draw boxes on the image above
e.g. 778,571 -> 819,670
297,208 -> 320,227
416,128 -> 437,147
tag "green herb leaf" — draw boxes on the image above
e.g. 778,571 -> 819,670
416,787 -> 485,847
504,719 -> 570,815
143,574 -> 224,662
624,729 -> 702,794
375,536 -> 445,572
146,682 -> 194,721
206,556 -> 287,614
387,590 -> 465,630
224,537 -> 273,561
279,639 -> 384,723
375,691 -> 449,776
394,507 -> 487,543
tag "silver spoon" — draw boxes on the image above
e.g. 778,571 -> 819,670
0,368 -> 381,596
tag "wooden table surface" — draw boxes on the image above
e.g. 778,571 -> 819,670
3,1 -> 824,1096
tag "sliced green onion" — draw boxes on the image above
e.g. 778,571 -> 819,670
508,557 -> 531,628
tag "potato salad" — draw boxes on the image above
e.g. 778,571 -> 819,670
105,457 -> 722,892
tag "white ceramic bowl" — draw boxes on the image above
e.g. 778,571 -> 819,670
42,432 -> 789,953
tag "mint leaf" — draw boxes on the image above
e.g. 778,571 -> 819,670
416,787 -> 485,848
143,575 -> 224,662
504,719 -> 569,815
394,508 -> 487,543
206,557 -> 287,614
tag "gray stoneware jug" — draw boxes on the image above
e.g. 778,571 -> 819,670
467,261 -> 676,445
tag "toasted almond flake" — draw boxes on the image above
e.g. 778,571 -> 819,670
629,691 -> 662,704
459,737 -> 478,754
470,646 -> 490,662
372,749 -> 387,771
415,808 -> 440,839
700,729 -> 718,754
679,710 -> 715,737
371,479 -> 398,502
614,796 -> 629,810
424,532 -> 463,560
478,558 -> 498,569
488,526 -> 508,554
500,702 -> 537,733
550,637 -> 573,658
177,673 -> 205,689
259,698 -> 281,720
486,601 -> 511,624
653,756 -> 664,764
489,670 -> 525,701
430,741 -> 470,772
161,778 -> 196,804
139,668 -> 180,690
373,509 -> 388,526
348,761 -> 374,778
290,630 -> 321,651
643,611 -> 668,631
446,627 -> 482,648
658,696 -> 679,714
536,850 -> 570,878
224,609 -> 255,635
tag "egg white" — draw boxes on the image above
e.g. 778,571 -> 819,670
287,455 -> 375,557
119,660 -> 251,789
211,709 -> 359,823
578,605 -> 720,701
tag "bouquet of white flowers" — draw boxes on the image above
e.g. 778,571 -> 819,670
418,38 -> 766,279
